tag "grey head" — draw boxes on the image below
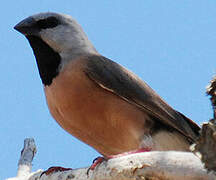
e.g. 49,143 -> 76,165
14,12 -> 97,86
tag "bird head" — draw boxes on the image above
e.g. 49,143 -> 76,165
14,12 -> 97,85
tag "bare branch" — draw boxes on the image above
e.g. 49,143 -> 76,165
6,138 -> 42,180
206,75 -> 216,118
7,142 -> 216,180
34,152 -> 216,180
192,75 -> 216,172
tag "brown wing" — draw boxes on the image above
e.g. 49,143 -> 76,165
84,55 -> 200,141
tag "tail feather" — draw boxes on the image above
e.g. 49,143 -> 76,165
177,111 -> 200,140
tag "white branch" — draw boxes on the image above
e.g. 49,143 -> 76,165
7,139 -> 216,180
6,138 -> 42,180
6,139 -> 216,180
35,152 -> 216,180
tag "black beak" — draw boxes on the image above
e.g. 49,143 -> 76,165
14,17 -> 38,35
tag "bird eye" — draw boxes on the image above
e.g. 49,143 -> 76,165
37,17 -> 60,29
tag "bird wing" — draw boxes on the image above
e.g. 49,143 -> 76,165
84,55 -> 200,141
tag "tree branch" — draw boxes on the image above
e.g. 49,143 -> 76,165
6,138 -> 42,180
206,75 -> 216,118
37,151 -> 216,180
6,139 -> 216,180
192,75 -> 216,172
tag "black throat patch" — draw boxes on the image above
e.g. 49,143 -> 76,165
26,35 -> 61,86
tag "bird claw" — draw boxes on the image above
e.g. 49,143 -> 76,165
87,157 -> 106,175
40,166 -> 72,177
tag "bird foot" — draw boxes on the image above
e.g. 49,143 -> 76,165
40,166 -> 72,177
87,148 -> 151,175
87,157 -> 106,175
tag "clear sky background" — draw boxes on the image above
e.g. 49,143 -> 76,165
1,1 -> 215,179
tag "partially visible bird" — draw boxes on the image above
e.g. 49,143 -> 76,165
14,12 -> 200,159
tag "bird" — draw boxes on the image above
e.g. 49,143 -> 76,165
14,12 -> 200,159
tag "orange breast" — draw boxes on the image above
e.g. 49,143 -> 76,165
44,57 -> 149,156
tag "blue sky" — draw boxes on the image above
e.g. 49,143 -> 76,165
1,1 -> 215,179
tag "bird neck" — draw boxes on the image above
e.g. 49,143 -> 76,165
59,36 -> 98,71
